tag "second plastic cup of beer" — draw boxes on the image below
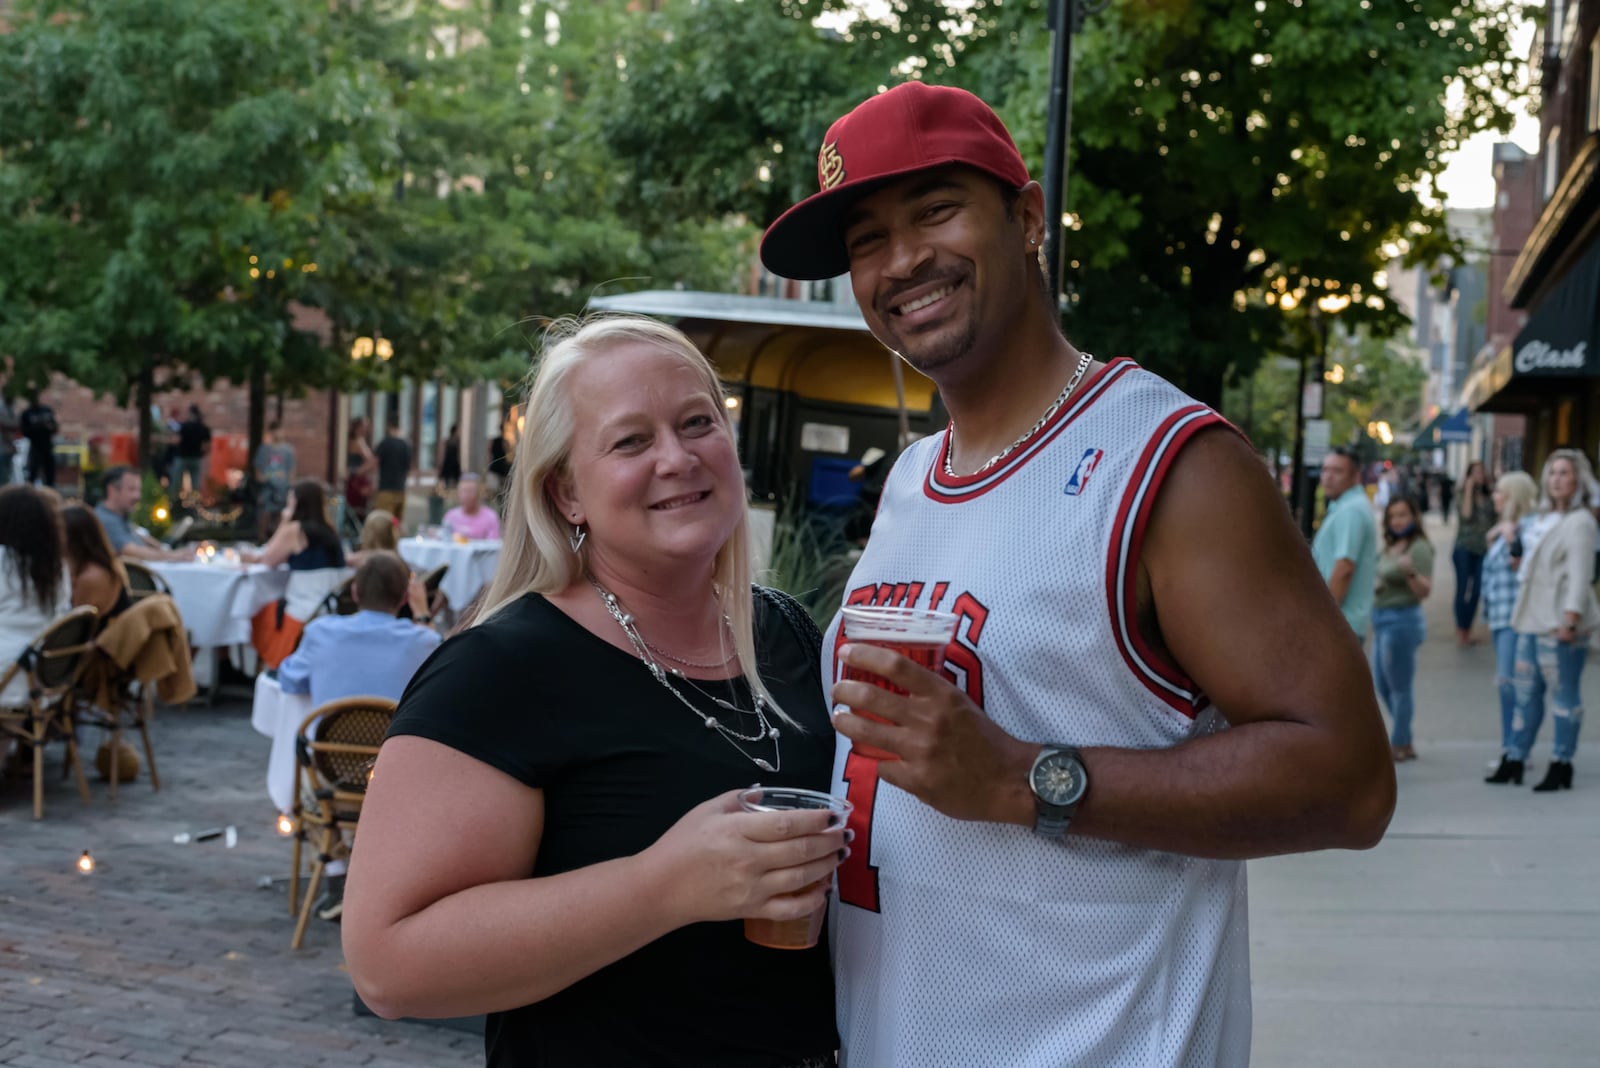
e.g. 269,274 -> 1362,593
738,786 -> 852,950
837,605 -> 960,761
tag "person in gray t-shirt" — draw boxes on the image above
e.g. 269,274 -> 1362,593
96,466 -> 188,562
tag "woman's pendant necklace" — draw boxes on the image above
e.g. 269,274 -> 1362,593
589,576 -> 781,773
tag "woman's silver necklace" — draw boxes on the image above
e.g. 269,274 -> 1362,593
638,624 -> 737,670
944,350 -> 1094,477
589,576 -> 781,773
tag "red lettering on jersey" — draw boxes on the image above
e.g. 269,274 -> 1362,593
836,750 -> 882,911
928,582 -> 950,611
942,592 -> 990,707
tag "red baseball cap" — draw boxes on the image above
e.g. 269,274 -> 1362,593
759,82 -> 1031,281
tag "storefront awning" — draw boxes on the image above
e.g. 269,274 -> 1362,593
1411,408 -> 1471,449
1465,236 -> 1600,413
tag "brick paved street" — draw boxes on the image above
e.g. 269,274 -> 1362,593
0,691 -> 481,1068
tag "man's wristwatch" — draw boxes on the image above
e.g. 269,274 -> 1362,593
1028,744 -> 1089,839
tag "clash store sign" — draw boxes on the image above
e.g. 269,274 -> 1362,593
1514,339 -> 1591,376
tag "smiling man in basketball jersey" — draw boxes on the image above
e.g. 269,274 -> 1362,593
760,83 -> 1397,1066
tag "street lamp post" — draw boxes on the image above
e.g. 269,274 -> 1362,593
1041,0 -> 1079,298
1294,294 -> 1352,538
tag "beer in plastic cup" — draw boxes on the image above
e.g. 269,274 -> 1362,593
738,786 -> 852,950
837,605 -> 960,761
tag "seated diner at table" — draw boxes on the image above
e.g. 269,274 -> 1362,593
441,473 -> 500,541
61,504 -> 133,627
243,480 -> 346,668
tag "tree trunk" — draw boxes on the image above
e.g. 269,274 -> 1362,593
135,363 -> 155,471
247,362 -> 266,495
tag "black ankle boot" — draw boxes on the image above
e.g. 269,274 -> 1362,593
1485,755 -> 1523,784
1531,761 -> 1573,792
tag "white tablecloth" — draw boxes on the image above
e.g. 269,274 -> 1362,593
251,673 -> 316,814
397,537 -> 501,610
148,561 -> 290,648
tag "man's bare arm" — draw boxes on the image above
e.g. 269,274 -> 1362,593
1327,557 -> 1355,606
831,429 -> 1393,861
1068,429 -> 1393,857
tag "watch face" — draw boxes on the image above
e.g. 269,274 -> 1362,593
1032,752 -> 1087,807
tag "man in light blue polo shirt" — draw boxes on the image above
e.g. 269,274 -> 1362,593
1311,447 -> 1378,642
277,552 -> 440,708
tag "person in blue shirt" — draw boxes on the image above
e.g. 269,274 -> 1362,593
278,551 -> 441,708
1311,447 -> 1379,643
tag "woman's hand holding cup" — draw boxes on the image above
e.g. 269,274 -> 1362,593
643,788 -> 848,940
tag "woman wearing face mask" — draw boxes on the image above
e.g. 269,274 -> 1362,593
1372,496 -> 1434,762
1500,449 -> 1600,792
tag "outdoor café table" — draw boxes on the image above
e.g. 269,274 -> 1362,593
147,558 -> 290,649
397,536 -> 501,610
251,672 -> 316,814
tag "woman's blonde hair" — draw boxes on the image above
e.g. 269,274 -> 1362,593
1538,448 -> 1598,513
1494,470 -> 1538,525
360,509 -> 398,552
470,315 -> 795,726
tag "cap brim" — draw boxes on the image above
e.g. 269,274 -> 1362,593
758,174 -> 895,281
762,156 -> 993,281
760,157 -> 1030,281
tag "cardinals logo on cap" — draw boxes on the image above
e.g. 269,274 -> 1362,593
818,141 -> 846,191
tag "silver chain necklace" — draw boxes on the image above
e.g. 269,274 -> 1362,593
589,576 -> 781,773
638,622 -> 737,670
944,350 -> 1094,477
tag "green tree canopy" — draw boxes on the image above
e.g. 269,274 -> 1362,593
605,0 -> 1525,406
0,0 -> 405,409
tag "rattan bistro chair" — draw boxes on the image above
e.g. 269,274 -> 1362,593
0,607 -> 100,820
289,696 -> 396,949
123,562 -> 171,602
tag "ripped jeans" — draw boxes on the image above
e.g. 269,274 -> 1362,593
1506,633 -> 1588,762
1491,627 -> 1519,752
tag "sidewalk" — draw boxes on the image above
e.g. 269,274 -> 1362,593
1249,514 -> 1600,1066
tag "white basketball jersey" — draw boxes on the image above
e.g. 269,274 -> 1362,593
825,359 -> 1252,1067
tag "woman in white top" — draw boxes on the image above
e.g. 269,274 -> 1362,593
1504,449 -> 1600,792
0,485 -> 73,708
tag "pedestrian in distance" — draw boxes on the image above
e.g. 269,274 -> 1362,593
1451,460 -> 1494,645
372,415 -> 411,523
1484,470 -> 1540,782
1372,495 -> 1434,762
1500,449 -> 1599,792
19,392 -> 58,488
1313,445 -> 1380,645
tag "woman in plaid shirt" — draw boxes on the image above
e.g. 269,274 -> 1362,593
1483,471 -> 1539,784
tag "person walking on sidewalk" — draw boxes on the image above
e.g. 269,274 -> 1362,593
1484,471 -> 1540,783
1502,449 -> 1600,792
19,393 -> 58,488
1313,445 -> 1379,645
1373,496 -> 1434,762
373,415 -> 411,523
1451,461 -> 1494,646
169,405 -> 211,505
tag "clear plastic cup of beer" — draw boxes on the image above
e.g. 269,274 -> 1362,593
837,606 -> 960,761
738,786 -> 852,950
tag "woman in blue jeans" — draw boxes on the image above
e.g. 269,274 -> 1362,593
1482,471 -> 1540,783
1502,450 -> 1600,792
1372,496 -> 1434,762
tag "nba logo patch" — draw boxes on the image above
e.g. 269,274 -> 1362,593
1064,447 -> 1104,496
